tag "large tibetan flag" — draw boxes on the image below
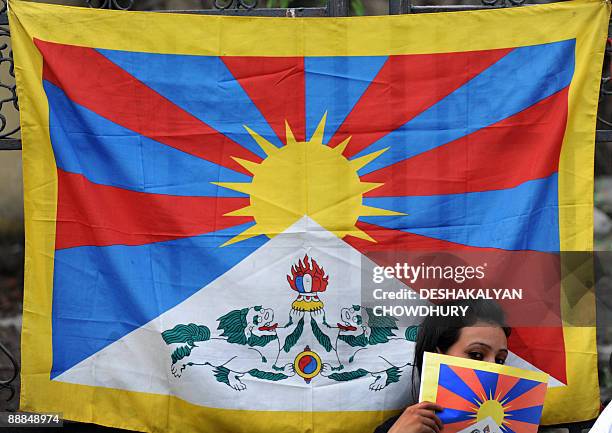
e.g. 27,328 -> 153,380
420,353 -> 549,433
9,0 -> 609,432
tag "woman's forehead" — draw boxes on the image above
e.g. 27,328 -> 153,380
456,325 -> 508,348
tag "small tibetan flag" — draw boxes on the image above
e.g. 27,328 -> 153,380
420,352 -> 549,433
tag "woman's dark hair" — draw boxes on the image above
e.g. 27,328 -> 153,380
410,299 -> 511,401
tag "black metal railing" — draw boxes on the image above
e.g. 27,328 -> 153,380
86,0 -> 135,9
0,0 -> 19,150
0,341 -> 19,404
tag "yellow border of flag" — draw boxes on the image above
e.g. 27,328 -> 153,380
8,0 -> 609,430
420,352 -> 549,404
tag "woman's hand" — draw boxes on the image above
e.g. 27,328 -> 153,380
388,402 -> 444,433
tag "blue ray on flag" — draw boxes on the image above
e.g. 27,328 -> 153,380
46,81 -> 250,197
353,39 -> 575,175
97,49 -> 282,157
305,56 -> 388,143
360,174 -> 560,251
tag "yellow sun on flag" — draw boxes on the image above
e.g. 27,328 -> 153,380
474,398 -> 508,424
214,114 -> 403,246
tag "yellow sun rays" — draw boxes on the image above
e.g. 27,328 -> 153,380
470,392 -> 511,427
214,114 -> 403,246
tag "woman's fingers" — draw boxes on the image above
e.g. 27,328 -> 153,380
415,420 -> 437,433
416,401 -> 444,433
416,401 -> 444,412
417,410 -> 443,431
387,401 -> 445,433
417,415 -> 441,433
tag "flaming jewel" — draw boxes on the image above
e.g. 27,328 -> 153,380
287,255 -> 328,311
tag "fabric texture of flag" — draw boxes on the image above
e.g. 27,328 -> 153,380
8,0 -> 609,431
420,352 -> 549,433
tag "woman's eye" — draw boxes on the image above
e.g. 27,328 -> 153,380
253,316 -> 260,324
496,358 -> 506,365
468,352 -> 483,360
